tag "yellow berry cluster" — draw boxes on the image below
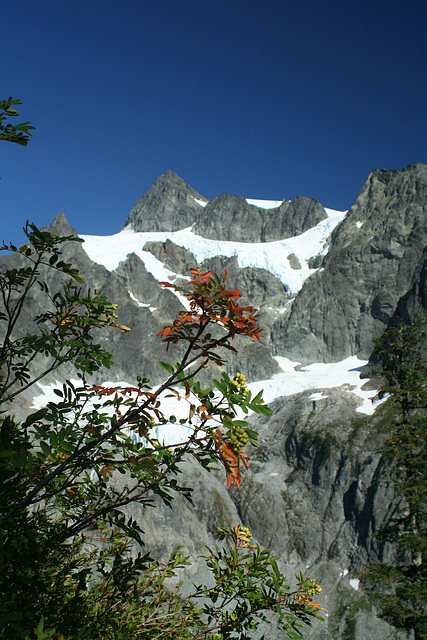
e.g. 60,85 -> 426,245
230,372 -> 250,398
234,525 -> 256,548
306,579 -> 322,596
239,526 -> 252,540
229,425 -> 249,452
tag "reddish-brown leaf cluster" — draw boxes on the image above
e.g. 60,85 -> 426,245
157,269 -> 263,352
214,428 -> 249,488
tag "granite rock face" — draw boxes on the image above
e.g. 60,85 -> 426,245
125,164 -> 426,368
276,163 -> 427,363
3,215 -> 280,390
124,170 -> 327,242
191,193 -> 327,242
9,165 -> 426,380
44,210 -> 79,236
194,193 -> 264,242
143,238 -> 199,274
123,170 -> 207,232
121,387 -> 406,640
394,245 -> 427,323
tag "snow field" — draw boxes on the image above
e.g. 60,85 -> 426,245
80,207 -> 347,296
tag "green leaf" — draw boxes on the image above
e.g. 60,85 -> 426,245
0,449 -> 17,458
255,405 -> 272,417
40,441 -> 51,456
22,408 -> 48,428
232,420 -> 249,428
213,379 -> 227,395
251,390 -> 263,404
159,361 -> 174,374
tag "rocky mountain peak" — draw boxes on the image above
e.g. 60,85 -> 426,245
192,191 -> 327,242
44,211 -> 78,237
123,171 -> 327,242
193,193 -> 263,242
276,163 -> 427,363
122,171 -> 207,232
150,170 -> 203,198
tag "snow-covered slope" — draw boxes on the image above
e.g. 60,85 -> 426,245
80,207 -> 346,295
33,354 -> 382,422
72,202 -> 384,417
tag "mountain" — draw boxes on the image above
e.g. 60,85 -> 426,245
3,163 -> 426,639
80,164 -> 427,376
123,170 -> 207,232
123,169 -> 328,242
279,163 -> 427,363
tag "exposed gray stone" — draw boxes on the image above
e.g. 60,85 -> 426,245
123,169 -> 327,242
123,170 -> 207,232
287,253 -> 301,270
201,255 -> 289,310
277,163 -> 427,363
42,210 -> 78,236
262,196 -> 327,241
119,388 -> 405,640
194,193 -> 264,242
143,238 -> 199,274
193,193 -> 327,242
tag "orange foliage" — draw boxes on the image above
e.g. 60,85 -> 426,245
157,269 -> 263,351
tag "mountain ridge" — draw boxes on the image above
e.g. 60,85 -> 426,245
123,168 -> 330,241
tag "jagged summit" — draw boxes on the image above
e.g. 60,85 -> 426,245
122,170 -> 207,233
278,162 -> 427,363
193,193 -> 327,242
45,211 -> 78,237
50,164 -> 426,369
371,162 -> 427,183
122,170 -> 328,241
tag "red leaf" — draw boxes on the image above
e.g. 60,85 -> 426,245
215,429 -> 242,488
227,289 -> 241,299
157,326 -> 173,337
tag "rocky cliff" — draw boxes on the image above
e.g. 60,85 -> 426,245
124,169 -> 327,242
193,193 -> 327,242
123,170 -> 207,232
276,164 -> 427,363
121,388 -> 408,640
122,164 -> 426,367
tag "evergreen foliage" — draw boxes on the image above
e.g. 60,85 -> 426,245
363,318 -> 427,639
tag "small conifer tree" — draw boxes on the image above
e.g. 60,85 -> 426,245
363,318 -> 427,640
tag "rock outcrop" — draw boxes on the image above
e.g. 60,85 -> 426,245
143,238 -> 199,274
124,170 -> 327,242
123,170 -> 207,232
5,214 -> 281,389
193,194 -> 327,242
122,387 -> 406,640
275,163 -> 427,363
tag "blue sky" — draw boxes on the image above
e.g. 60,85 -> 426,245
1,0 -> 426,246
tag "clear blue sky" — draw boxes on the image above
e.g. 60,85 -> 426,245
1,0 -> 426,245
